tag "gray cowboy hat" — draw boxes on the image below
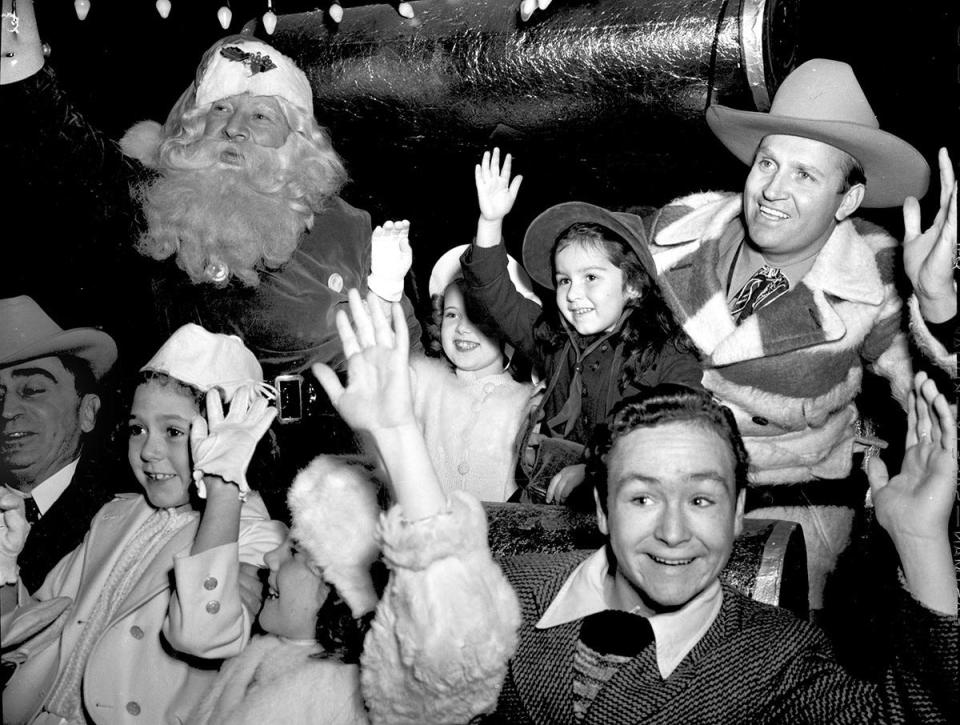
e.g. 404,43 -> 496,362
706,58 -> 929,208
521,201 -> 656,290
0,296 -> 117,380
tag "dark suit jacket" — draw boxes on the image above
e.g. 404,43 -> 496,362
485,551 -> 957,724
15,454 -> 120,594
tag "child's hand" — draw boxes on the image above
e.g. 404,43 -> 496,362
546,463 -> 586,504
190,387 -> 278,501
313,289 -> 416,436
476,148 -> 523,224
368,220 -> 412,303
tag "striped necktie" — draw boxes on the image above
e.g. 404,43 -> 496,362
730,265 -> 789,323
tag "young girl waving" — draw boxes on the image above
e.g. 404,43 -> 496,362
460,149 -> 702,505
1,324 -> 285,725
407,244 -> 539,501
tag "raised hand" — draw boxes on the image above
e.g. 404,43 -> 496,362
313,289 -> 415,436
314,289 -> 446,520
519,0 -> 554,22
190,387 -> 278,500
902,147 -> 957,323
0,491 -> 30,585
867,371 -> 958,613
368,219 -> 413,303
476,148 -> 523,223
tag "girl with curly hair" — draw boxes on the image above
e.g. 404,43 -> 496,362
459,149 -> 703,507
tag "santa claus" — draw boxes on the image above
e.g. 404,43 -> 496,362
120,35 -> 420,386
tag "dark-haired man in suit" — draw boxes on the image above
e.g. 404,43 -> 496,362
0,296 -> 118,593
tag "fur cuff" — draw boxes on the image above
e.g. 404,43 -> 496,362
119,120 -> 163,168
379,491 -> 490,571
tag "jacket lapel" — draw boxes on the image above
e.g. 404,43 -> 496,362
654,195 -> 885,366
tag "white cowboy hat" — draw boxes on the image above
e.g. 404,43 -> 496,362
706,58 -> 929,208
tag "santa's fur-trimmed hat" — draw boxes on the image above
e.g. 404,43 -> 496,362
120,35 -> 311,169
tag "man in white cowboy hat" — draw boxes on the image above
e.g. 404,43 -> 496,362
119,33 -> 420,385
645,58 -> 957,613
0,296 -> 119,594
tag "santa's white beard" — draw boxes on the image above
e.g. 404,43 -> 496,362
136,139 -> 311,287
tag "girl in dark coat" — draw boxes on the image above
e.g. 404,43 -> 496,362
460,149 -> 702,506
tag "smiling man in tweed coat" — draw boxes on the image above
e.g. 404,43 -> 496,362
485,381 -> 956,725
645,59 -> 956,610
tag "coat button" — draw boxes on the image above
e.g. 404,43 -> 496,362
206,600 -> 221,614
483,383 -> 496,395
752,416 -> 769,426
126,701 -> 141,716
129,626 -> 144,639
457,462 -> 470,475
203,576 -> 218,591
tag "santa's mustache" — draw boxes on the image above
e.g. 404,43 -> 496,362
169,137 -> 283,178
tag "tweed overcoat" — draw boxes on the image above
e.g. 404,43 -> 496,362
647,192 -> 916,485
485,550 -> 958,724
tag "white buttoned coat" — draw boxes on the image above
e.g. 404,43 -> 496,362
2,493 -> 285,725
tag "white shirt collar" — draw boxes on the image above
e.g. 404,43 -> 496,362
536,548 -> 723,678
4,459 -> 80,517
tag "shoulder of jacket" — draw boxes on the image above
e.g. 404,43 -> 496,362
649,191 -> 741,246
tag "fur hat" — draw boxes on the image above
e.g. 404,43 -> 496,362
120,35 -> 312,168
287,455 -> 383,619
140,323 -> 273,403
428,243 -> 541,305
0,296 -> 117,380
706,59 -> 929,208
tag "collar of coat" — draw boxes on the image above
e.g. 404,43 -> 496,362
648,192 -> 889,366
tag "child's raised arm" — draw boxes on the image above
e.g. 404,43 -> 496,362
314,289 -> 446,521
475,147 -> 523,248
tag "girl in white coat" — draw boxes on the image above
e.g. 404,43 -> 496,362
1,324 -> 285,725
409,244 -> 539,502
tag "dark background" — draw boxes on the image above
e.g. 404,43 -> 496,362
2,0 -> 956,370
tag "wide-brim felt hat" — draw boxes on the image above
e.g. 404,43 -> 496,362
0,296 -> 117,380
522,201 -> 657,290
706,58 -> 929,208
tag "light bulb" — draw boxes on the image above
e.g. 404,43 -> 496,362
262,10 -> 277,34
155,0 -> 171,19
74,0 -> 91,21
397,2 -> 414,19
217,6 -> 232,29
328,3 -> 343,24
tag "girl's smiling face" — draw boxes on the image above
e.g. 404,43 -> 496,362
260,537 -> 329,640
554,241 -> 634,335
127,379 -> 199,509
440,283 -> 504,377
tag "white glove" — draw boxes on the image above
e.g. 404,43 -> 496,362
0,491 -> 30,585
367,219 -> 412,303
190,387 -> 277,501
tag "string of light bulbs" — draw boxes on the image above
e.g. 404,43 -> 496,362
71,2 -> 417,31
